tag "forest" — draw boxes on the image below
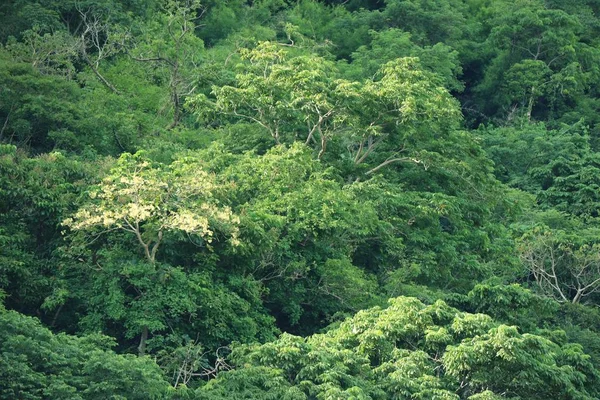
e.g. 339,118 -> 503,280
2,0 -> 600,398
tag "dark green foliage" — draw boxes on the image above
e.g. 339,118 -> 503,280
0,306 -> 172,399
3,0 -> 600,397
195,143 -> 384,332
461,283 -> 559,330
382,0 -> 467,46
0,145 -> 96,316
0,49 -> 162,155
481,122 -> 600,217
346,28 -> 464,91
467,0 -> 600,125
0,54 -> 81,152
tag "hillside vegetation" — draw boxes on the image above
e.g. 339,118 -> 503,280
3,1 -> 600,398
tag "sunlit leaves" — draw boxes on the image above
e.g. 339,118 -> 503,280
64,152 -> 240,261
197,42 -> 462,176
199,296 -> 600,399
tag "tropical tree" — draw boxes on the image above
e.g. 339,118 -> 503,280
0,304 -> 173,400
129,0 -> 205,129
63,152 -> 240,355
474,0 -> 594,122
197,296 -> 600,399
195,42 -> 461,177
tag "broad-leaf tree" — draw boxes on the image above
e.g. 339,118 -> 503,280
63,152 -> 240,355
197,296 -> 600,399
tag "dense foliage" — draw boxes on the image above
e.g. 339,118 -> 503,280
3,0 -> 600,398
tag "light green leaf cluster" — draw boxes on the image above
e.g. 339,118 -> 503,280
197,42 -> 461,172
199,296 -> 599,399
64,152 -> 240,263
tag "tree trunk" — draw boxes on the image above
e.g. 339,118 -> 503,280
138,325 -> 149,356
167,89 -> 181,129
526,86 -> 535,122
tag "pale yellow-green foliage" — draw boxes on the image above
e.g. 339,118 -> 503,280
63,153 -> 240,259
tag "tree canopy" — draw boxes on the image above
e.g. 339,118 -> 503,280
3,0 -> 600,398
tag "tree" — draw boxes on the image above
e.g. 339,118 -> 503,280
347,28 -> 464,92
195,143 -> 384,332
0,49 -> 82,151
197,41 -> 358,158
0,145 -> 95,320
63,152 -> 240,355
462,283 -> 558,330
443,324 -> 596,399
65,152 -> 240,263
0,306 -> 173,399
129,0 -> 205,129
5,28 -> 80,79
197,296 -> 600,399
519,226 -> 600,304
478,121 -> 600,219
77,5 -> 127,94
196,42 -> 461,176
473,0 -> 592,122
381,0 -> 467,46
350,57 -> 462,175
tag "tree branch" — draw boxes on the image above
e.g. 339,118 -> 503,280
365,156 -> 420,175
